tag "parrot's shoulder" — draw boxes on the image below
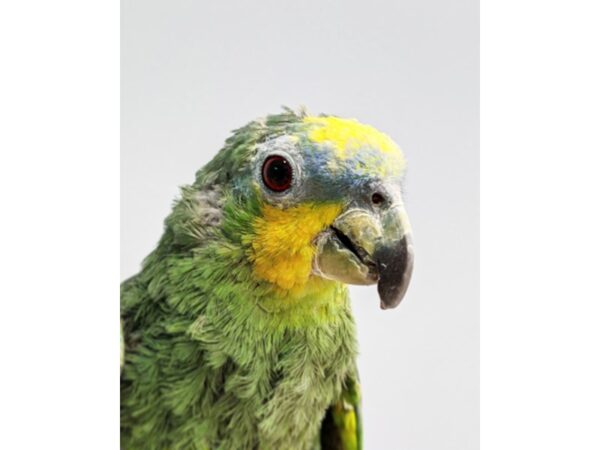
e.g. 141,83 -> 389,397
165,184 -> 226,249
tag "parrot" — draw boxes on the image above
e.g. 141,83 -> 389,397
120,107 -> 414,450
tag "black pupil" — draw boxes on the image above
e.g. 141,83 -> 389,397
372,193 -> 384,204
263,156 -> 292,192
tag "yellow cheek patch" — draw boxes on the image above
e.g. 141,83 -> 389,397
247,202 -> 343,291
303,116 -> 405,171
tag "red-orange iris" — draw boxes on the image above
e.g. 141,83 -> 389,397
262,155 -> 293,192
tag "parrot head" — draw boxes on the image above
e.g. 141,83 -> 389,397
193,108 -> 414,310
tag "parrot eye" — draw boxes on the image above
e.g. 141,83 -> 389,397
261,155 -> 293,192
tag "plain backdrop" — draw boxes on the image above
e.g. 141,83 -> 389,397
121,1 -> 479,449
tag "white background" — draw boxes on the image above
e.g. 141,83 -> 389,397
121,2 -> 478,449
121,0 -> 479,450
1,1 -> 599,449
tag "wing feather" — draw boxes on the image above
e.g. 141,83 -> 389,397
319,374 -> 362,450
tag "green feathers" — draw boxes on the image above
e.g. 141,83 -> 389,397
121,237 -> 359,448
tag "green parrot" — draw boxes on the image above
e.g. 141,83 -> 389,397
121,108 -> 414,450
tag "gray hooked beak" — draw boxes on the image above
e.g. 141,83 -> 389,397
313,206 -> 414,309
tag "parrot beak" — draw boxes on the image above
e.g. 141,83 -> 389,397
313,205 -> 414,309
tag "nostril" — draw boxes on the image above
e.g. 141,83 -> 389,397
371,192 -> 385,205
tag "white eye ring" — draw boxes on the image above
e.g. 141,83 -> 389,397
253,137 -> 303,201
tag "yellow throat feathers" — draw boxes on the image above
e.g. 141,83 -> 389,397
249,202 -> 343,292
